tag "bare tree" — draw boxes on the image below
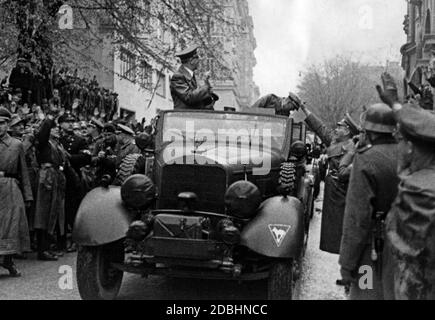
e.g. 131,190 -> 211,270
0,0 -> 241,89
297,56 -> 403,128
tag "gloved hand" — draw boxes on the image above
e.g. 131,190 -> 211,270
340,267 -> 357,286
376,73 -> 399,108
288,92 -> 302,110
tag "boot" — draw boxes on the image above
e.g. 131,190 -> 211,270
37,251 -> 58,261
2,256 -> 21,277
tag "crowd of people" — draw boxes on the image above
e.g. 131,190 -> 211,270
1,43 -> 435,302
281,72 -> 435,301
0,58 -> 157,277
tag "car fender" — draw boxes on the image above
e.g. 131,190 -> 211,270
240,196 -> 304,259
73,187 -> 133,246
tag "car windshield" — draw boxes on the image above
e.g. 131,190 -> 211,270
162,112 -> 287,151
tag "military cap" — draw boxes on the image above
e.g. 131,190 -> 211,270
90,117 -> 104,130
103,123 -> 116,133
175,45 -> 199,61
362,103 -> 396,133
0,106 -> 12,121
58,112 -> 77,124
9,114 -> 26,128
398,104 -> 435,144
118,124 -> 135,136
135,132 -> 153,150
337,113 -> 361,136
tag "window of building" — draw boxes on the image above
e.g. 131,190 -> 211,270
120,48 -> 136,82
425,9 -> 431,34
156,70 -> 167,98
120,108 -> 136,122
139,61 -> 153,87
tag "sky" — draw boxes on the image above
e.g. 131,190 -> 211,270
249,0 -> 408,96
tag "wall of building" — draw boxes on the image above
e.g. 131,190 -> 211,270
113,55 -> 173,121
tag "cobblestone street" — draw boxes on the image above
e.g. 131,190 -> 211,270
0,185 -> 347,301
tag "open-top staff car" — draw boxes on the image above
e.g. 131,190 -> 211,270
73,109 -> 315,300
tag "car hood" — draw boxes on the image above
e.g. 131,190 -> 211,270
158,144 -> 285,174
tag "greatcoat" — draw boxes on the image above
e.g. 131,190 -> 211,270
305,113 -> 355,254
339,139 -> 399,300
0,134 -> 32,255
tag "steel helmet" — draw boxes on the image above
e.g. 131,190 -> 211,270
135,132 -> 153,150
362,103 -> 396,133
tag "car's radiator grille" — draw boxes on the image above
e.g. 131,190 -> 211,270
158,165 -> 227,213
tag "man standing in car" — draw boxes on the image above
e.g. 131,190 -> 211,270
170,45 -> 215,110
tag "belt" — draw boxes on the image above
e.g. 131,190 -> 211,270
0,171 -> 18,179
40,163 -> 64,172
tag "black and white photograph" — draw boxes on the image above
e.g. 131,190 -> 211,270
0,0 -> 434,307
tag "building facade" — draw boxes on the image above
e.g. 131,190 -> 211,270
401,0 -> 435,91
208,0 -> 260,111
59,0 -> 259,122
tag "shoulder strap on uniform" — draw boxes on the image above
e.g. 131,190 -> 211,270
358,144 -> 373,154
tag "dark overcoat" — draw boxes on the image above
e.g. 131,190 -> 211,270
386,162 -> 435,300
339,139 -> 399,300
170,66 -> 211,110
0,134 -> 32,255
305,113 -> 354,254
34,119 -> 67,236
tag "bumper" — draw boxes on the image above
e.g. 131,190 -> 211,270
111,262 -> 270,281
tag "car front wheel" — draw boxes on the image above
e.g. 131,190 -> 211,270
76,240 -> 124,300
267,260 -> 294,300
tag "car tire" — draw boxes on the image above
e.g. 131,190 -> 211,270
267,260 -> 294,300
113,153 -> 145,186
76,240 -> 124,300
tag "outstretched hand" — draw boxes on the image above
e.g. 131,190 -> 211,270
376,72 -> 399,108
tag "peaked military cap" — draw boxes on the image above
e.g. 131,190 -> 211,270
58,112 -> 77,124
175,45 -> 199,60
398,103 -> 435,144
9,114 -> 26,128
337,113 -> 361,136
103,123 -> 116,133
0,107 -> 12,121
118,124 -> 135,136
90,117 -> 104,130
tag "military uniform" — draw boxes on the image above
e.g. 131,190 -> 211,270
305,113 -> 356,254
251,94 -> 284,114
251,93 -> 301,116
58,115 -> 92,244
0,134 -> 33,256
385,103 -> 435,300
170,45 -> 213,110
34,118 -> 68,259
339,138 -> 399,299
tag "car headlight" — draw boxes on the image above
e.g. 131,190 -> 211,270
121,174 -> 155,210
224,181 -> 262,219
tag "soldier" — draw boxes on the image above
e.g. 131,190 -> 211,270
339,103 -> 399,300
34,115 -> 68,261
298,103 -> 360,254
170,45 -> 214,110
377,73 -> 435,300
115,124 -> 141,166
58,113 -> 92,253
86,118 -> 104,155
251,92 -> 303,116
0,107 -> 32,277
9,115 -> 39,253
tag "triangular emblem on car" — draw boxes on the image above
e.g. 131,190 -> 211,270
268,224 -> 291,247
